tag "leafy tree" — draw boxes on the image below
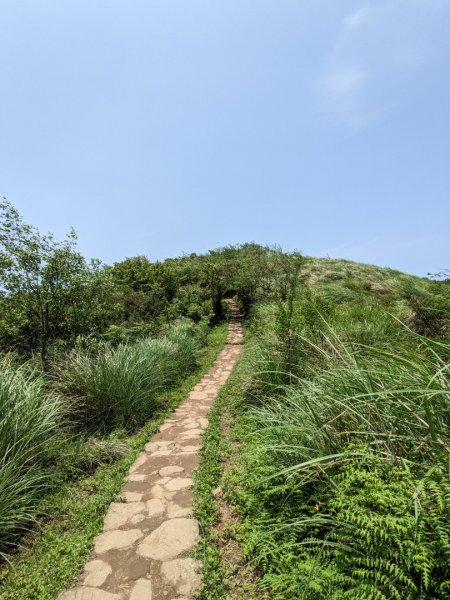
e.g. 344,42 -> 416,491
0,201 -> 116,363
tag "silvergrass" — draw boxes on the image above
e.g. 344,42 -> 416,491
58,320 -> 203,432
0,358 -> 66,556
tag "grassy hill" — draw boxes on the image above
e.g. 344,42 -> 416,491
0,203 -> 449,599
194,255 -> 450,600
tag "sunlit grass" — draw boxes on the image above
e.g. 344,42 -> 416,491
0,358 -> 65,557
59,320 -> 204,431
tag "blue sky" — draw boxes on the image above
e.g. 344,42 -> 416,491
1,0 -> 449,276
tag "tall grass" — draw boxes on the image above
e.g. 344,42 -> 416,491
233,293 -> 450,598
0,319 -> 205,558
60,320 -> 203,431
253,338 -> 450,466
0,358 -> 65,557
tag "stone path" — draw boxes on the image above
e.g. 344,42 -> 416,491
59,301 -> 242,600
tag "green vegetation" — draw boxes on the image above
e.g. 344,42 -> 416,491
0,201 -> 295,565
0,323 -> 228,600
0,200 -> 303,361
0,201 -> 116,363
59,320 -> 205,432
193,380 -> 232,599
0,321 -> 206,557
2,200 -> 450,598
0,359 -> 65,559
203,259 -> 450,599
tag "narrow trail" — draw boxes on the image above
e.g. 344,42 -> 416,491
60,301 -> 243,600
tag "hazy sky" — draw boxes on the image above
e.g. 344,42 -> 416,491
1,0 -> 449,276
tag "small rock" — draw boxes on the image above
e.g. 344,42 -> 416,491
159,466 -> 184,477
164,478 -> 192,492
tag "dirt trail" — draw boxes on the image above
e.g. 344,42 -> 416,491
59,300 -> 242,600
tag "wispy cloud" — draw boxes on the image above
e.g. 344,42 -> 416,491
317,0 -> 450,131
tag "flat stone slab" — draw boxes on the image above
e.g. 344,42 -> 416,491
82,560 -> 112,587
129,579 -> 153,600
146,498 -> 166,518
164,478 -> 192,492
95,529 -> 144,554
159,466 -> 184,477
160,558 -> 201,596
167,503 -> 191,519
137,519 -> 199,561
104,503 -> 146,531
123,492 -> 144,502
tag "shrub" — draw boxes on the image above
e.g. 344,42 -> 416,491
244,451 -> 450,599
322,453 -> 450,599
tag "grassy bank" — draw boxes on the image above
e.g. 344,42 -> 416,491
193,377 -> 233,600
196,263 -> 450,599
0,323 -> 228,600
193,329 -> 264,600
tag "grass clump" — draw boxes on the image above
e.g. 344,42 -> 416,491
239,336 -> 450,597
60,319 -> 204,432
0,359 -> 65,557
0,319 -> 206,563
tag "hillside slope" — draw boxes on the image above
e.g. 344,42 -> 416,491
194,254 -> 450,600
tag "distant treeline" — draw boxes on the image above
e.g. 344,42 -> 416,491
0,200 -> 302,364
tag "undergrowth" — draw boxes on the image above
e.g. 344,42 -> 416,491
193,380 -> 232,599
59,319 -> 205,431
213,269 -> 450,599
0,323 -> 227,600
